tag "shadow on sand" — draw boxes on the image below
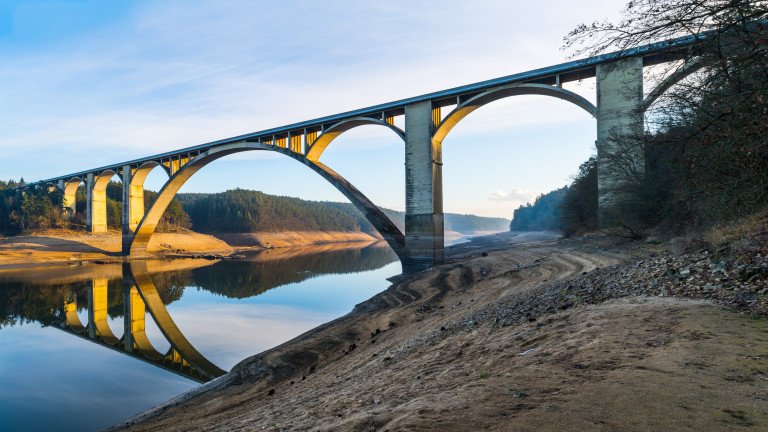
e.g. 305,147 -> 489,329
0,235 -> 120,256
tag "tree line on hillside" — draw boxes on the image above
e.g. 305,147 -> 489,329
184,189 -> 362,232
509,188 -> 567,232
2,179 -> 511,236
0,180 -> 188,235
512,1 -> 768,237
182,191 -> 510,234
191,245 -> 397,298
0,179 -> 64,233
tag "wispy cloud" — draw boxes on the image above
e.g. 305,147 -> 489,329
489,188 -> 538,203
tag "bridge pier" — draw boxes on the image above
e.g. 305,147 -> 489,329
121,165 -> 145,254
59,178 -> 80,219
86,173 -> 108,233
404,101 -> 444,272
595,57 -> 644,225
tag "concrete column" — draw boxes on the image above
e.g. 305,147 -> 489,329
404,100 -> 444,271
596,57 -> 644,225
86,173 -> 107,233
86,173 -> 94,231
121,165 -> 145,254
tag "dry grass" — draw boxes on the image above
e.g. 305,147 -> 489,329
697,208 -> 768,252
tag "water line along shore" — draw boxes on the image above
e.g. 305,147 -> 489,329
103,231 -> 768,431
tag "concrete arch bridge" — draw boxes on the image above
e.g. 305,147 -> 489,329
20,33 -> 711,272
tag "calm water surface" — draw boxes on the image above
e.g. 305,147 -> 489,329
0,242 -> 399,432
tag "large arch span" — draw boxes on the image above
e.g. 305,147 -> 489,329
126,139 -> 406,259
127,85 -> 595,267
433,83 -> 597,145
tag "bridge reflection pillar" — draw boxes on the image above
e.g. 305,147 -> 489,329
122,280 -> 138,353
88,279 -> 120,345
404,101 -> 444,272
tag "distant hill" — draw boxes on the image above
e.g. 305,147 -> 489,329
182,189 -> 361,233
178,190 -> 510,235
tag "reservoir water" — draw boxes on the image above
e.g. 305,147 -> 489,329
0,241 -> 400,432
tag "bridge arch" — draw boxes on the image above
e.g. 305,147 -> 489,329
126,141 -> 405,259
122,161 -> 167,234
433,83 -> 597,145
88,169 -> 121,233
126,260 -> 226,379
642,58 -> 709,112
133,161 -> 166,184
63,293 -> 86,334
61,177 -> 84,217
305,116 -> 405,162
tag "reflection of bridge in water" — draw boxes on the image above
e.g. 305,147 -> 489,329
0,241 -> 397,382
60,261 -> 225,383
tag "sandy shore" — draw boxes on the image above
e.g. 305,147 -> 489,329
103,231 -> 768,431
211,231 -> 381,248
0,229 -> 383,270
0,229 -> 233,269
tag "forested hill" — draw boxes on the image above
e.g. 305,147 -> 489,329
183,190 -> 361,232
178,189 -> 510,234
508,188 -> 566,232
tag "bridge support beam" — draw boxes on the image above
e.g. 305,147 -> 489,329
404,101 -> 444,272
596,57 -> 644,225
86,173 -> 108,233
121,165 -> 144,254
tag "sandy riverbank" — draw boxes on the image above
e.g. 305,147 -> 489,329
210,231 -> 381,248
0,229 -> 383,270
103,231 -> 768,431
0,229 -> 234,268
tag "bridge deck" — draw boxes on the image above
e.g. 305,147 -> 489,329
22,30 -> 711,187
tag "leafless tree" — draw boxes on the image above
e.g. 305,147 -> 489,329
563,1 -> 768,231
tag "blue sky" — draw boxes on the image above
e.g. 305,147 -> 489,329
0,0 -> 623,217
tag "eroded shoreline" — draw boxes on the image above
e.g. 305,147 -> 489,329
0,229 -> 390,270
103,231 -> 768,431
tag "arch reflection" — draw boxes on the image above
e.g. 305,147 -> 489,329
1,241 -> 397,383
57,263 -> 226,383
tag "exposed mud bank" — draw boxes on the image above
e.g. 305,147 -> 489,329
0,229 -> 384,270
210,231 -> 381,248
104,232 -> 768,431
